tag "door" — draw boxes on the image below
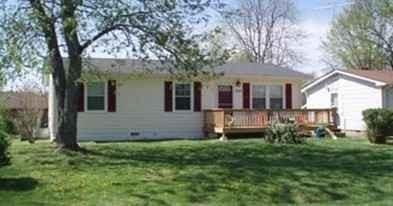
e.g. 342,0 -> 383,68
218,85 -> 233,108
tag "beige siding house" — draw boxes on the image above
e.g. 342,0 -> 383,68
49,59 -> 310,141
302,69 -> 393,132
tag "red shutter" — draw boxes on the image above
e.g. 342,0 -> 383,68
164,81 -> 173,112
243,83 -> 250,109
77,82 -> 84,112
194,82 -> 202,112
108,80 -> 117,112
285,83 -> 292,109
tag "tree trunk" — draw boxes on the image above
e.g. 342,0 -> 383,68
54,0 -> 83,151
54,56 -> 82,151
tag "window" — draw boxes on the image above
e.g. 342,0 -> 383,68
331,93 -> 338,108
270,85 -> 283,109
175,83 -> 191,110
252,85 -> 266,109
87,82 -> 105,111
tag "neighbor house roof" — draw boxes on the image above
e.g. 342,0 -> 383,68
343,69 -> 393,85
69,58 -> 311,80
302,69 -> 393,92
0,92 -> 48,110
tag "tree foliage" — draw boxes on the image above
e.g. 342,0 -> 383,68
220,0 -> 305,67
0,0 -> 227,150
323,0 -> 393,70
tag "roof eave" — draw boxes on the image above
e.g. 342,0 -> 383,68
302,70 -> 387,93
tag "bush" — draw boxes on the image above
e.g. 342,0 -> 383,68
265,122 -> 303,144
0,115 -> 10,166
363,109 -> 393,144
0,110 -> 16,135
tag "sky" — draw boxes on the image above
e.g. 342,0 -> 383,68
4,0 -> 350,90
295,0 -> 347,74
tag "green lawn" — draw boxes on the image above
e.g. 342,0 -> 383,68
1,138 -> 393,206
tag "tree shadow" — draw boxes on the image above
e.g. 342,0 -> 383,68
0,177 -> 38,191
39,140 -> 393,204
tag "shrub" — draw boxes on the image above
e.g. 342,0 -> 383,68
265,122 -> 303,144
0,109 -> 16,135
363,108 -> 393,144
0,115 -> 10,166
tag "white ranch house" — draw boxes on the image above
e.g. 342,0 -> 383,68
49,58 -> 335,142
302,69 -> 393,132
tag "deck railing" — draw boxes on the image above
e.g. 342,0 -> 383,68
203,108 -> 337,133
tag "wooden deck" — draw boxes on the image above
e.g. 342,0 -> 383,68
203,108 -> 337,135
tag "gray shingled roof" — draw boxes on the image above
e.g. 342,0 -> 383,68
214,63 -> 311,79
72,58 -> 310,79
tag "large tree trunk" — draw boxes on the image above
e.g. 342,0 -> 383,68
56,56 -> 82,150
30,0 -> 81,150
54,0 -> 83,150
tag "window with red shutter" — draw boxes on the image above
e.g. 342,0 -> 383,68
243,83 -> 250,109
77,82 -> 84,112
107,80 -> 116,112
194,82 -> 202,112
285,83 -> 293,109
164,81 -> 173,112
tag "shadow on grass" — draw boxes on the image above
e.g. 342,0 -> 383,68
24,140 -> 393,204
73,141 -> 393,204
0,177 -> 38,191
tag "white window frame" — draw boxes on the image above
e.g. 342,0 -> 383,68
251,84 -> 285,109
173,82 -> 194,112
269,84 -> 285,110
251,84 -> 267,109
85,81 -> 108,112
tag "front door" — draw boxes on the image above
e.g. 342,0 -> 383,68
218,85 -> 233,108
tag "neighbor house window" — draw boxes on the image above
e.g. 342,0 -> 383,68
331,93 -> 338,108
270,85 -> 283,109
87,82 -> 105,111
252,85 -> 266,109
175,83 -> 191,110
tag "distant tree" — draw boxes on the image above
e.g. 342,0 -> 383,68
220,0 -> 305,67
0,0 -> 227,151
323,0 -> 393,70
7,83 -> 47,143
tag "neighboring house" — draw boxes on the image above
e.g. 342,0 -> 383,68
48,59 -> 311,141
302,69 -> 393,132
0,92 -> 49,137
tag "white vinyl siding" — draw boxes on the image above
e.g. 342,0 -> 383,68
50,75 -> 305,141
305,73 -> 383,131
383,87 -> 393,108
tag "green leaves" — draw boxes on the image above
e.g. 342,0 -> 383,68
265,122 -> 303,144
323,0 -> 393,70
363,108 -> 393,144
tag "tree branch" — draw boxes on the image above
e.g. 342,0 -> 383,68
79,25 -> 122,52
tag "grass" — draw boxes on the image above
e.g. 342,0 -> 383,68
1,138 -> 393,205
